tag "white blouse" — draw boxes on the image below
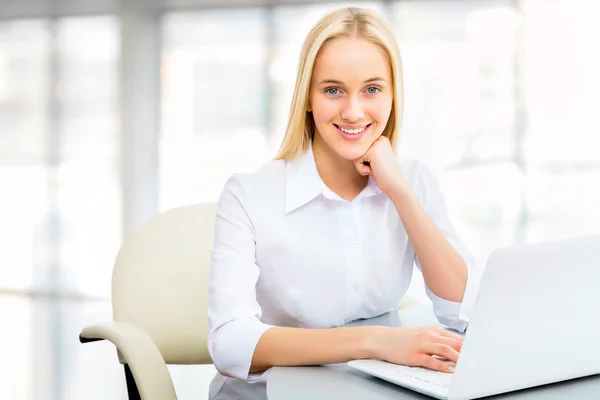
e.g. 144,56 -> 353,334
207,144 -> 482,399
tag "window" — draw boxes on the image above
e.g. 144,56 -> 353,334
522,0 -> 600,242
160,9 -> 269,209
391,0 -> 523,268
55,16 -> 121,297
0,20 -> 51,291
0,17 -> 120,297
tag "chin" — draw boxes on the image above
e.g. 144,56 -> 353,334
315,124 -> 382,161
334,133 -> 382,161
333,142 -> 372,161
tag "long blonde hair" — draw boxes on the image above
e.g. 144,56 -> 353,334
275,7 -> 404,160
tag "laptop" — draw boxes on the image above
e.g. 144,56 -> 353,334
348,235 -> 600,400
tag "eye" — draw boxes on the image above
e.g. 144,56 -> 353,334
366,86 -> 381,95
325,87 -> 341,96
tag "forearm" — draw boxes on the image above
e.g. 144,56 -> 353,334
250,326 -> 376,373
389,188 -> 467,302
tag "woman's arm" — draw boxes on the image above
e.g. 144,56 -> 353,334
211,172 -> 464,380
354,137 -> 480,332
251,325 -> 462,374
250,326 -> 374,373
388,186 -> 468,303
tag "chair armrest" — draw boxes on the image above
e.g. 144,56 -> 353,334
80,322 -> 177,400
399,294 -> 425,309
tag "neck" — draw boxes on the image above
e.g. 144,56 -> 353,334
312,135 -> 368,202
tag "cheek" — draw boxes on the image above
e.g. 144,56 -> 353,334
370,97 -> 393,124
311,97 -> 339,126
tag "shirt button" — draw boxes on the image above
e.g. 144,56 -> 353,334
353,283 -> 360,291
351,242 -> 356,248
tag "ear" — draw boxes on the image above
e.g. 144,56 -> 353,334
306,101 -> 312,113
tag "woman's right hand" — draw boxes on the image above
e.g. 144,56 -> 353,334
368,326 -> 463,373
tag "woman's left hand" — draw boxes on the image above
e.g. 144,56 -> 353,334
353,135 -> 409,197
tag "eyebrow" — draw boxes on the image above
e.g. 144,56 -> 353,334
318,77 -> 387,86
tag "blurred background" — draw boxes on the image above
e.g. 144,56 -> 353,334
0,0 -> 599,398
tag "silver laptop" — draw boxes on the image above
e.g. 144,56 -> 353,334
348,235 -> 600,400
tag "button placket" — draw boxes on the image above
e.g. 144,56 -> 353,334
347,203 -> 362,318
341,203 -> 358,319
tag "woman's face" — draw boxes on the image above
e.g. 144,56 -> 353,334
309,37 -> 394,161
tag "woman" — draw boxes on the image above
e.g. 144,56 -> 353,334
207,7 -> 481,400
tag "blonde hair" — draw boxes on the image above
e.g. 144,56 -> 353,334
275,7 -> 404,160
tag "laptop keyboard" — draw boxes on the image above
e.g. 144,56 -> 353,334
401,365 -> 454,389
349,359 -> 455,390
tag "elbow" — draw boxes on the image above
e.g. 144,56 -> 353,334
433,306 -> 469,333
428,296 -> 469,333
207,317 -> 274,382
207,330 -> 233,378
207,322 -> 263,382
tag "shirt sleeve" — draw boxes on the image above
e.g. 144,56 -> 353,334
207,175 -> 275,382
413,162 -> 482,333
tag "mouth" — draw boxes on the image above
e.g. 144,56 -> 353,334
334,123 -> 372,141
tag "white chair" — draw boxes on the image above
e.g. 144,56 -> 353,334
79,203 -> 217,400
79,202 -> 423,400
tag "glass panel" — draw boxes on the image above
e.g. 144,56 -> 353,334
0,20 -> 49,160
523,0 -> 600,164
391,0 -> 518,169
57,17 -> 120,160
160,9 -> 269,209
36,299 -> 123,400
0,296 -> 33,399
0,296 -> 124,400
0,167 -> 49,290
442,163 -> 525,268
55,16 -> 121,297
524,167 -> 600,242
0,20 -> 50,291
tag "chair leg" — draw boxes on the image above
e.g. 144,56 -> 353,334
124,364 -> 141,400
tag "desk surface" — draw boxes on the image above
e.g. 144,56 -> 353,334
266,306 -> 600,399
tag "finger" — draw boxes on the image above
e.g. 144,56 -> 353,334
353,159 -> 372,176
354,165 -> 371,175
418,355 -> 455,374
433,326 -> 464,341
435,336 -> 463,353
423,343 -> 460,364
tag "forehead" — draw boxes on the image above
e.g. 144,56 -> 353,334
312,37 -> 391,83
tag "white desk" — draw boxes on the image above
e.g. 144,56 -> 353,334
267,306 -> 600,399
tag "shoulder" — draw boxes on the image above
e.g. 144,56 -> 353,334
397,158 -> 444,207
220,159 -> 287,203
397,158 -> 439,186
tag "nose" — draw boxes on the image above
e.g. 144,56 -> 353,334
340,94 -> 364,122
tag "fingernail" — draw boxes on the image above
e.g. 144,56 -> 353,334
448,367 -> 455,373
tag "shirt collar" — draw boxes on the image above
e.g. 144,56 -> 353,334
363,174 -> 383,197
285,142 -> 322,214
285,141 -> 382,214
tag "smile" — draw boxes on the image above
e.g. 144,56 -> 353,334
338,125 -> 367,134
334,123 -> 372,140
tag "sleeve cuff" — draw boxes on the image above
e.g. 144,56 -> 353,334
426,264 -> 482,333
210,319 -> 275,382
459,264 -> 482,323
248,367 -> 273,383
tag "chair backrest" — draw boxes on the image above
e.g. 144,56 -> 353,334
111,202 -> 217,365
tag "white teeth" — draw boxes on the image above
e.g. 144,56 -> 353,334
339,125 -> 367,134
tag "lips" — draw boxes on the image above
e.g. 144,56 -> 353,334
337,124 -> 368,133
334,123 -> 372,141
